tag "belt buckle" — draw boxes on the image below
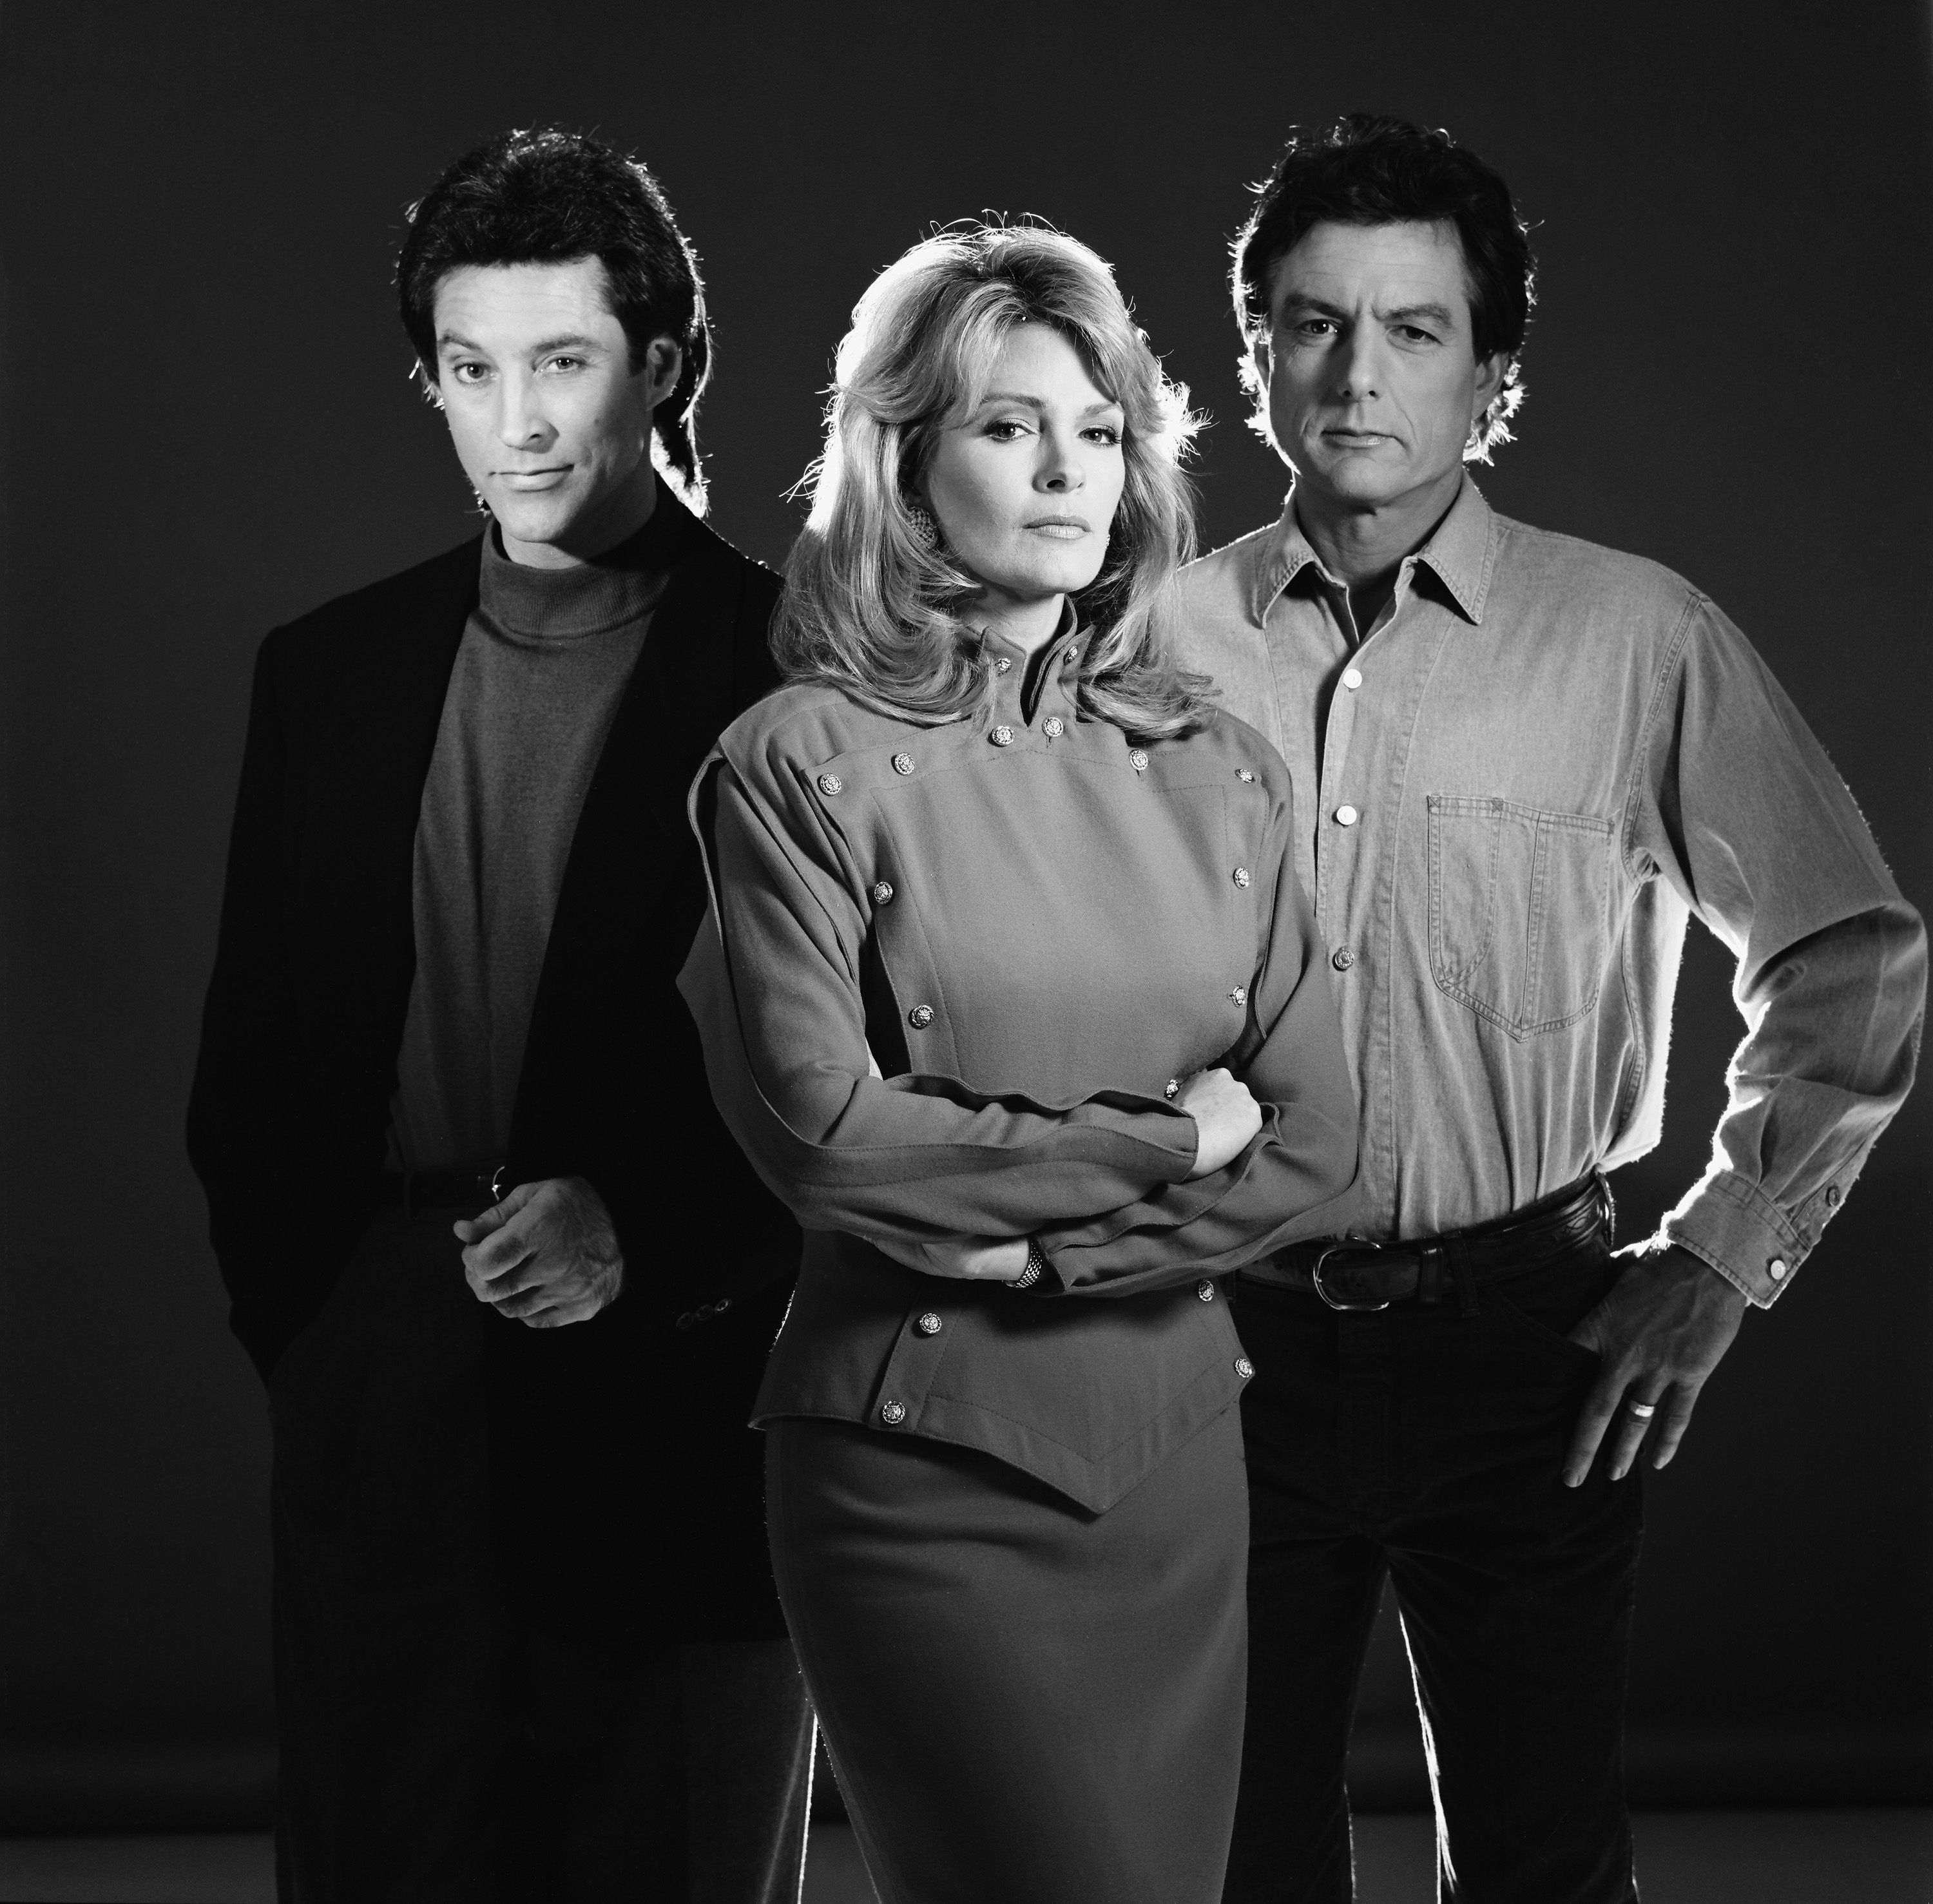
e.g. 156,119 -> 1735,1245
1312,1239 -> 1394,1313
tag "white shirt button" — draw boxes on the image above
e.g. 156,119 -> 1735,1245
1335,805 -> 1359,827
1768,1258 -> 1788,1281
1342,668 -> 1363,690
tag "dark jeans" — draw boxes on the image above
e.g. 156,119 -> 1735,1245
1226,1235 -> 1642,1904
268,1208 -> 814,1904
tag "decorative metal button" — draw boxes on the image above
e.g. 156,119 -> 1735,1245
1164,1078 -> 1180,1099
916,1312 -> 943,1336
1235,767 -> 1256,784
1768,1258 -> 1788,1281
816,773 -> 843,796
892,751 -> 916,775
1197,1280 -> 1216,1303
1233,867 -> 1251,889
1129,749 -> 1149,772
1043,715 -> 1065,739
1229,986 -> 1248,1006
1332,947 -> 1355,971
872,880 -> 895,905
1235,1357 -> 1255,1380
990,725 -> 1015,747
880,1399 -> 907,1425
1342,667 -> 1363,691
1335,804 -> 1359,827
994,657 -> 1012,673
908,1005 -> 936,1030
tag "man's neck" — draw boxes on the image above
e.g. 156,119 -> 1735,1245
1293,470 -> 1463,642
1293,469 -> 1463,590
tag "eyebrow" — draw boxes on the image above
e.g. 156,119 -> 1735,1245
1276,293 -> 1459,331
974,389 -> 1124,416
436,329 -> 607,356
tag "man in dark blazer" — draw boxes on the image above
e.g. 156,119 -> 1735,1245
187,129 -> 807,1903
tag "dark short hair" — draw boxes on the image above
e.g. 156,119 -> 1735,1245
397,128 -> 713,506
1232,113 -> 1535,456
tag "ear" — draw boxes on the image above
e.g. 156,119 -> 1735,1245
638,336 -> 683,409
1471,349 -> 1508,427
1249,330 -> 1274,395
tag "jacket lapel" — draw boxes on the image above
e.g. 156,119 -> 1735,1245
293,540 -> 480,1096
512,503 -> 752,1148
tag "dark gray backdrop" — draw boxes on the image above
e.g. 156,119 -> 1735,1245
3,0 -> 1928,1827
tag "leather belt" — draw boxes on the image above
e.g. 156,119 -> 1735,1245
377,1164 -> 508,1220
1240,1173 -> 1611,1312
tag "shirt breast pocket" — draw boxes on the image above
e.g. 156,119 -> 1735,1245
1427,794 -> 1613,1040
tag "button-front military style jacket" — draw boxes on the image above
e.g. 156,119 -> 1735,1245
679,621 -> 1362,1511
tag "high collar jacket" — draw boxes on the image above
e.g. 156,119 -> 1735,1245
680,624 -> 1363,1512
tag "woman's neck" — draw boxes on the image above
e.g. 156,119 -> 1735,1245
971,590 -> 1068,659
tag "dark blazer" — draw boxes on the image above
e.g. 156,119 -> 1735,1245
188,486 -> 800,1639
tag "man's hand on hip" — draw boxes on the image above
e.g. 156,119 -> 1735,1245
454,1176 -> 624,1328
1561,1240 -> 1747,1487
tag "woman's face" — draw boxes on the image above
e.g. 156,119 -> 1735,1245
922,323 -> 1127,620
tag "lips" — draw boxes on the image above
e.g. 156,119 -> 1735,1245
1026,516 -> 1090,537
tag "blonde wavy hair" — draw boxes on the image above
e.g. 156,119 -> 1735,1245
774,223 -> 1216,740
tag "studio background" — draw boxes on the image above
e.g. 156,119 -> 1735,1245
2,0 -> 1928,1829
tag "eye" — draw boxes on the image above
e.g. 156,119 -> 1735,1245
1393,325 -> 1439,345
1294,318 -> 1338,340
447,361 -> 491,385
542,354 -> 584,373
983,417 -> 1033,442
1081,423 -> 1123,447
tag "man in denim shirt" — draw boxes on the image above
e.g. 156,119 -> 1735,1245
1169,115 -> 1927,1901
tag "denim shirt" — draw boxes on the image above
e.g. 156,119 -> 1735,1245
1166,477 -> 1925,1306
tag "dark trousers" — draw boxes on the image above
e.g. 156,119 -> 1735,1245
1226,1235 -> 1642,1904
268,1209 -> 814,1904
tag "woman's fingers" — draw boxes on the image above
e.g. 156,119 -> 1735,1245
1176,1068 -> 1263,1178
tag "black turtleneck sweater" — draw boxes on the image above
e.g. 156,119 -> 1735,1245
390,505 -> 673,1171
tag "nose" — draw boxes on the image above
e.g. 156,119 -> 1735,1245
1333,322 -> 1381,403
1035,423 -> 1087,494
495,370 -> 553,450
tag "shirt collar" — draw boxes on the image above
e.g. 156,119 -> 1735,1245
1250,474 -> 1497,628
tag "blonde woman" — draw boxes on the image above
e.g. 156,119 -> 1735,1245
678,226 -> 1360,1904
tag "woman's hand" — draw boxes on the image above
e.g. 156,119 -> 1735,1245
868,1233 -> 1031,1282
1176,1068 -> 1262,1179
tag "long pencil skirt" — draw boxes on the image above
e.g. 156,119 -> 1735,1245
766,1407 -> 1248,1904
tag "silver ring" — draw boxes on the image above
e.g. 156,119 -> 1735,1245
1625,1399 -> 1657,1420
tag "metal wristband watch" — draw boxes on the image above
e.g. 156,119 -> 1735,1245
1007,1237 -> 1048,1291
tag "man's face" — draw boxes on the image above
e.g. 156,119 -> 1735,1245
432,257 -> 678,567
1255,219 -> 1505,519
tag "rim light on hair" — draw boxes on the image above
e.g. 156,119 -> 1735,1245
775,221 -> 1216,742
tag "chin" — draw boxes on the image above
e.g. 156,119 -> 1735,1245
490,498 -> 576,546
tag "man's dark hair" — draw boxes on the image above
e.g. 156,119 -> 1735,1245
398,128 -> 713,508
1232,113 -> 1535,457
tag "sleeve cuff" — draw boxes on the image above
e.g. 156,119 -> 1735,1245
1662,1171 -> 1807,1307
